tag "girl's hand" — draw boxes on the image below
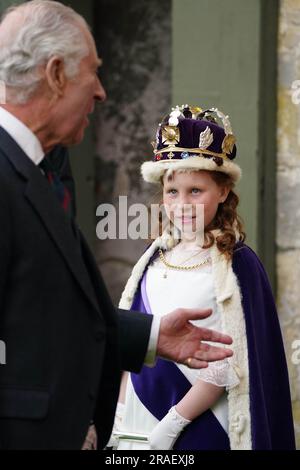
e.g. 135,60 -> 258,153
81,424 -> 97,450
106,402 -> 125,449
148,406 -> 191,450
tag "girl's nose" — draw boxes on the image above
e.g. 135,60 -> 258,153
174,201 -> 193,216
179,195 -> 192,207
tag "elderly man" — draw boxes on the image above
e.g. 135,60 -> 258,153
0,1 -> 232,450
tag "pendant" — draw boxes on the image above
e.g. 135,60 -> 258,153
163,271 -> 168,279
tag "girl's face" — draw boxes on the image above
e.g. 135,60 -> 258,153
163,170 -> 230,233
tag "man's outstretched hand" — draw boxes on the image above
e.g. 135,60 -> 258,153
157,308 -> 233,368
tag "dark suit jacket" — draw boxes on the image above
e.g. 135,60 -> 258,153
0,128 -> 152,450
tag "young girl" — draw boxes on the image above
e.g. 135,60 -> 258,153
110,106 -> 295,450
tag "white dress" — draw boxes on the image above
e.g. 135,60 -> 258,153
117,244 -> 239,450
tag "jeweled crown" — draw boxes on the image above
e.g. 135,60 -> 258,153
151,105 -> 237,168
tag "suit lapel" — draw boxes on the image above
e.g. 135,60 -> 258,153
0,127 -> 101,316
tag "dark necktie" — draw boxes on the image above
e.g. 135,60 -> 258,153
39,157 -> 72,216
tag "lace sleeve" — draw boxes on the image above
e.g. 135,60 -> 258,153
195,358 -> 240,390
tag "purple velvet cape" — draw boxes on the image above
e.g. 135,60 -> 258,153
130,243 -> 296,450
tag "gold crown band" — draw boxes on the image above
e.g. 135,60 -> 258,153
154,146 -> 229,161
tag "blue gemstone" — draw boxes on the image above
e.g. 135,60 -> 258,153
181,152 -> 190,159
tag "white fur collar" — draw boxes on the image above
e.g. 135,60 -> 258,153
119,232 -> 252,449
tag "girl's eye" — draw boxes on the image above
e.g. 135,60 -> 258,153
167,189 -> 178,195
191,188 -> 202,194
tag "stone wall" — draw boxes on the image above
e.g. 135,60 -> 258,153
277,0 -> 300,449
94,0 -> 171,303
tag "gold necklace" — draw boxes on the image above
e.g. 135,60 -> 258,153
159,249 -> 211,279
171,249 -> 204,266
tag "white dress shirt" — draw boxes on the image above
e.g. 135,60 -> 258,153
0,105 -> 159,365
0,106 -> 44,164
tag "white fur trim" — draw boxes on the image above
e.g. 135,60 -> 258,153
119,230 -> 179,309
141,156 -> 242,184
119,231 -> 251,449
118,241 -> 159,310
209,241 -> 252,449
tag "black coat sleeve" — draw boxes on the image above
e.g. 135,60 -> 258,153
117,308 -> 153,373
0,178 -> 12,311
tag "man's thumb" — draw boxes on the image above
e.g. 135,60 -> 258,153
182,308 -> 213,321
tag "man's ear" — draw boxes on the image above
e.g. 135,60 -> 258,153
45,56 -> 67,98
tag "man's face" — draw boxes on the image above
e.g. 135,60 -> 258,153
50,29 -> 106,147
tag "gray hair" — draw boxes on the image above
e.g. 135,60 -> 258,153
0,0 -> 90,104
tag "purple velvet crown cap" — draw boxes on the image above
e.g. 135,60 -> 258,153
142,106 -> 242,184
157,118 -> 236,158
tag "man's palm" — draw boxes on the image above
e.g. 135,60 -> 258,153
157,308 -> 233,368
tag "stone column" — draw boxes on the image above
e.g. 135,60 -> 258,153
277,0 -> 300,448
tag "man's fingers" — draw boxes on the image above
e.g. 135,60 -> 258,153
185,358 -> 209,369
199,342 -> 232,354
180,308 -> 213,321
196,327 -> 233,345
179,309 -> 233,345
195,346 -> 233,363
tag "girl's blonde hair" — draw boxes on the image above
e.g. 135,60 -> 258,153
202,171 -> 246,259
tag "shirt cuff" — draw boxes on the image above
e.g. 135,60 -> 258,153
144,315 -> 160,367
